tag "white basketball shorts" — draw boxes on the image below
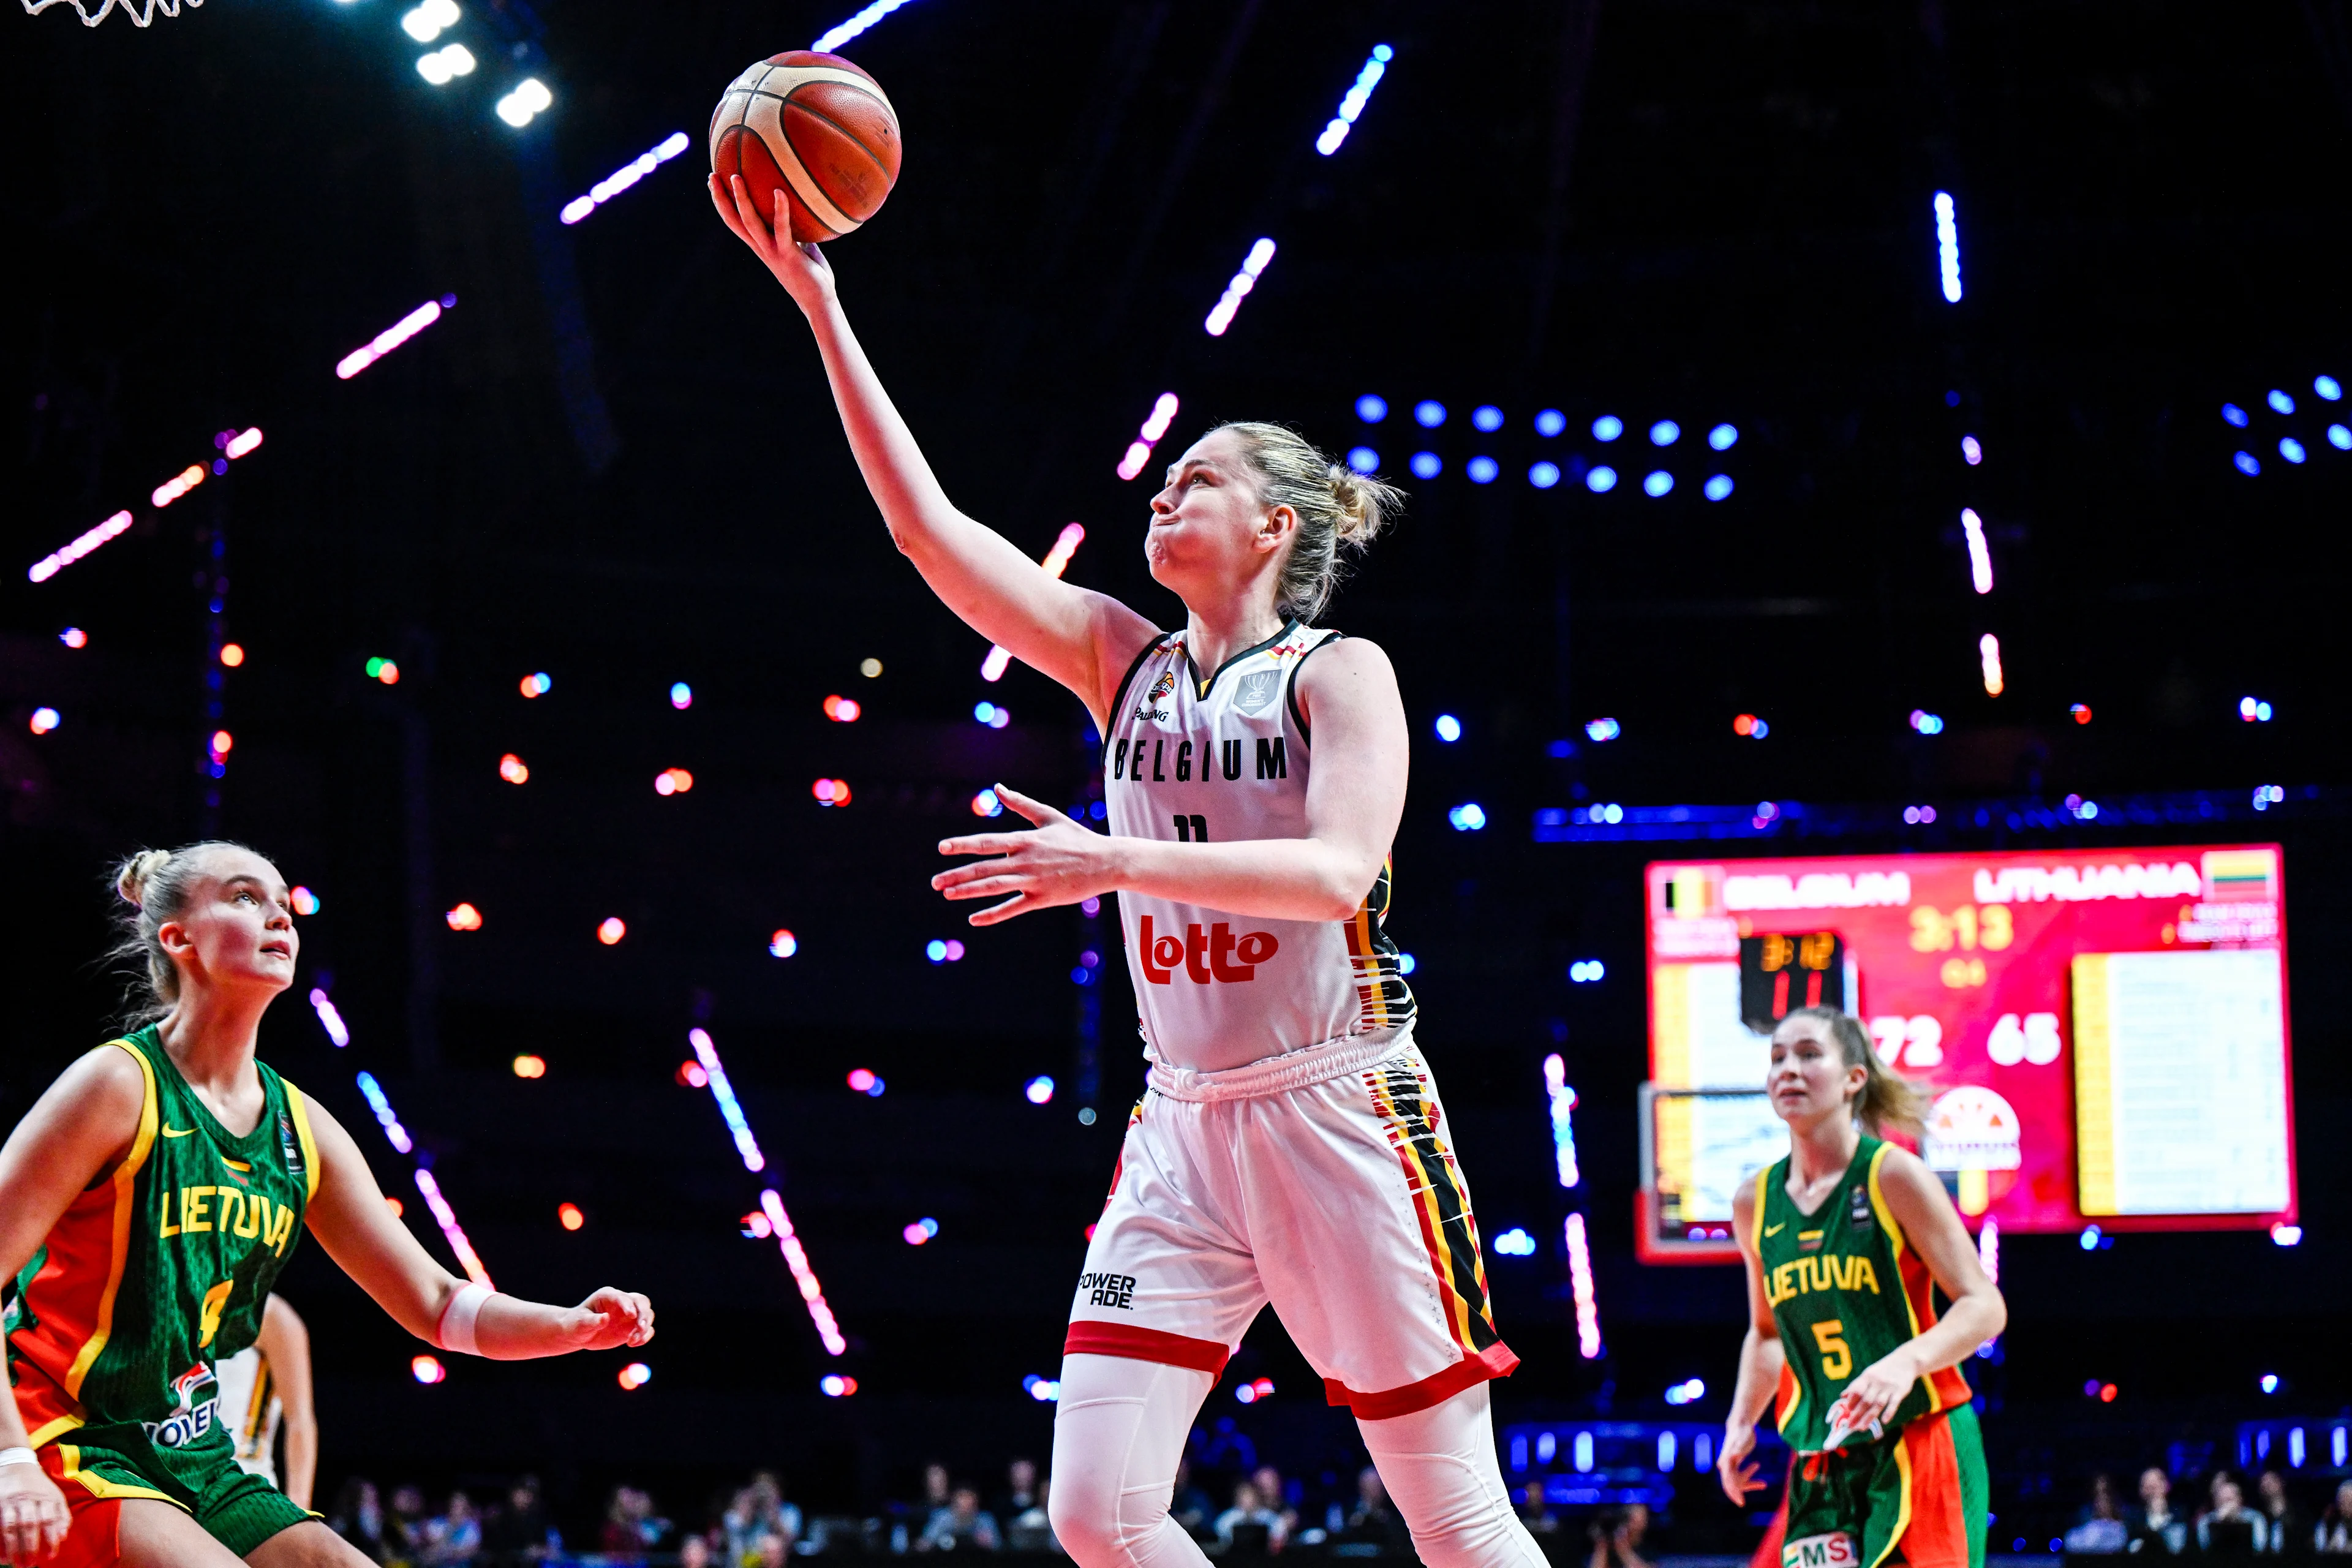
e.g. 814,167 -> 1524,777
1063,1030 -> 1519,1419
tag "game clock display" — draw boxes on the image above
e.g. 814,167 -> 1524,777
1638,845 -> 2294,1262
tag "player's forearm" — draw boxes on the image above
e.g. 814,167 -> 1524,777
471,1293 -> 600,1360
1109,835 -> 1376,923
805,298 -> 965,549
1725,1327 -> 1782,1433
1904,1287 -> 2005,1374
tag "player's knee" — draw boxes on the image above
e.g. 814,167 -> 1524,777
1047,1470 -> 1129,1568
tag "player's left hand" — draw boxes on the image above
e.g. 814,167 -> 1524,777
1826,1344 -> 1921,1436
567,1287 -> 655,1351
933,785 -> 1117,925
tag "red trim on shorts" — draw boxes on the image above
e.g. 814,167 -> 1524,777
34,1443 -> 127,1568
1064,1320 -> 1231,1375
1321,1340 -> 1520,1420
1893,1411 -> 1970,1568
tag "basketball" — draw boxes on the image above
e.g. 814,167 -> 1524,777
709,51 -> 902,245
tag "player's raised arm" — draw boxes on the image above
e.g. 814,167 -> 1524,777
710,175 -> 1156,725
300,1092 -> 654,1360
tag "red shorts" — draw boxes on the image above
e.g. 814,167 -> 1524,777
14,1446 -> 125,1568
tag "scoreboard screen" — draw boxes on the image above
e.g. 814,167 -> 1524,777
1638,844 -> 2294,1261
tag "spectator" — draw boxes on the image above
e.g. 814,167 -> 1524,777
1250,1466 -> 1300,1542
915,1464 -> 956,1540
1168,1460 -> 1215,1541
919,1485 -> 1002,1551
998,1458 -> 1041,1525
1346,1466 -> 1406,1552
1215,1480 -> 1287,1555
1006,1477 -> 1062,1554
1518,1482 -> 1559,1534
680,1537 -> 713,1568
2132,1468 -> 2190,1556
1588,1502 -> 1653,1568
2257,1471 -> 2307,1556
725,1471 -> 802,1563
2317,1482 -> 2352,1553
481,1476 -> 554,1564
328,1478 -> 393,1563
2068,1475 -> 2130,1555
420,1491 -> 483,1567
2201,1472 -> 2269,1558
390,1484 -> 432,1561
600,1485 -> 672,1563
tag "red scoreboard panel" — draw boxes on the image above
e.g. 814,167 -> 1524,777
1640,845 -> 2295,1262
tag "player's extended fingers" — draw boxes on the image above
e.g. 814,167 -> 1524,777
937,832 -> 1023,859
938,875 -> 1025,903
931,858 -> 1022,891
726,175 -> 775,250
966,892 -> 1038,926
990,783 -> 1065,827
708,175 -> 750,242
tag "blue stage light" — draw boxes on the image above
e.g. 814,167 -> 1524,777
1411,451 -> 1441,479
2234,451 -> 2261,476
1492,1228 -> 1537,1257
1649,420 -> 1680,447
1355,394 -> 1388,424
1434,714 -> 1463,742
1397,952 -> 1416,975
2318,375 -> 2343,401
1472,405 -> 1504,432
2222,403 -> 2250,428
1467,456 -> 1499,484
2281,437 -> 2307,464
2267,389 -> 2295,416
1569,959 -> 1605,982
1910,710 -> 1945,735
1529,461 -> 1561,489
1447,803 -> 1487,831
1592,415 -> 1623,442
1587,466 -> 1618,493
1414,400 -> 1447,428
1932,191 -> 1962,302
1584,718 -> 1620,742
1708,423 -> 1739,451
1315,43 -> 1393,156
2332,425 -> 2352,450
1534,408 -> 1566,437
1348,447 -> 1380,473
1703,474 -> 1733,502
1643,471 -> 1674,497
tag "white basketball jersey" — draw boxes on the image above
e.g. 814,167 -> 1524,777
214,1344 -> 281,1486
1105,620 -> 1413,1073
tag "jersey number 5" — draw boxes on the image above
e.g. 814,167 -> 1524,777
1811,1319 -> 1853,1380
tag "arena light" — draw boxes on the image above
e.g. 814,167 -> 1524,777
2318,375 -> 2343,401
28,707 -> 62,736
337,297 -> 453,380
1116,393 -> 1182,480
1961,435 -> 1983,465
2267,388 -> 2295,416
1584,718 -> 1620,742
1355,394 -> 1388,423
1473,405 -> 1504,432
769,929 -> 798,958
972,788 -> 1003,817
1024,1075 -> 1055,1105
597,916 -> 627,944
308,987 -> 350,1046
820,1374 -> 858,1397
561,132 -> 692,224
415,43 -> 475,85
1569,960 -> 1604,982
499,753 -> 529,784
1586,466 -> 1617,493
670,681 -> 693,710
514,1055 -> 546,1079
1203,238 -> 1276,337
1467,456 -> 1499,484
1491,1227 -> 1536,1257
444,902 -> 483,931
1535,409 -> 1566,437
1415,401 -> 1447,428
1434,714 -> 1463,742
520,671 -> 552,697
1447,802 -> 1487,831
151,466 -> 205,508
1643,470 -> 1673,497
687,1028 -> 766,1173
495,78 -> 553,129
1542,1054 -> 1581,1188
2222,402 -> 2250,428
2070,703 -> 2092,725
1649,420 -> 1680,447
1023,1374 -> 1061,1402
1592,414 -> 1623,442
1564,1212 -> 1603,1357
812,0 -> 917,52
1979,633 -> 2005,696
413,1168 -> 493,1287
353,1072 -> 413,1153
1411,452 -> 1441,479
1530,461 -> 1561,488
1960,507 -> 1994,593
2280,437 -> 2307,464
2239,696 -> 2273,722
759,1188 -> 848,1355
225,426 -> 263,459
1932,190 -> 1963,302
1703,474 -> 1733,501
400,0 -> 458,42
61,628 -> 88,647
982,523 -> 1085,677
1978,1214 -> 2000,1284
1910,710 -> 1946,735
654,766 -> 695,795
1708,423 -> 1739,450
1314,43 -> 1392,156
290,886 -> 321,916
902,1217 -> 939,1245
411,1354 -> 445,1384
812,777 -> 851,806
617,1361 -> 650,1390
1347,447 -> 1379,474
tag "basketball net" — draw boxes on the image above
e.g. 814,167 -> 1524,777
23,0 -> 200,24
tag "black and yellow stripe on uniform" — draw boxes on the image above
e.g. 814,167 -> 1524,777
1343,858 -> 1417,1032
1364,1060 -> 1501,1356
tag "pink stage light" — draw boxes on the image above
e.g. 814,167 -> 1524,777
1115,393 -> 1182,481
1564,1212 -> 1603,1359
1204,239 -> 1276,337
337,298 -> 453,380
415,1168 -> 494,1287
762,1188 -> 850,1355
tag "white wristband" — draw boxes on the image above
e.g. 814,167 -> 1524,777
0,1446 -> 35,1469
437,1281 -> 494,1355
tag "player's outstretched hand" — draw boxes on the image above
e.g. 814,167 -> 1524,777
564,1287 -> 655,1352
933,785 -> 1117,926
1825,1343 -> 1920,1438
0,1461 -> 72,1565
709,173 -> 837,315
1716,1422 -> 1765,1507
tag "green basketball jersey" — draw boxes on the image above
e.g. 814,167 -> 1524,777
1753,1137 -> 1972,1452
5,1027 -> 317,1494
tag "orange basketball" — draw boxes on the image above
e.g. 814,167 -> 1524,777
710,51 -> 902,245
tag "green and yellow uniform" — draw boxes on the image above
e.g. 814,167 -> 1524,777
1753,1137 -> 1988,1568
4,1028 -> 318,1556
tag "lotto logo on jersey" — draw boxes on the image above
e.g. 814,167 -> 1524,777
1136,914 -> 1278,984
145,1362 -> 220,1450
1784,1533 -> 1859,1568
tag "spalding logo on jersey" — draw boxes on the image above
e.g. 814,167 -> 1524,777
1232,668 -> 1281,716
145,1362 -> 220,1450
1783,1533 -> 1859,1568
1136,670 -> 1177,723
1136,916 -> 1278,984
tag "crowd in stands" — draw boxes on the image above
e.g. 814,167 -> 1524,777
2064,1468 -> 2352,1556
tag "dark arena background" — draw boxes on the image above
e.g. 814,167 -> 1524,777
4,0 -> 2350,1563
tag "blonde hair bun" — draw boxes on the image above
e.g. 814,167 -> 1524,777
115,849 -> 173,908
1212,422 -> 1404,622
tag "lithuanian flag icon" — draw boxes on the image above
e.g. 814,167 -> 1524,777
2201,848 -> 2277,903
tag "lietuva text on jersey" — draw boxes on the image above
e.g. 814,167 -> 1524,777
1104,622 -> 1414,1074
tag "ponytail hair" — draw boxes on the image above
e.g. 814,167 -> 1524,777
104,842 -> 268,1025
1782,1005 -> 1929,1140
1211,421 -> 1404,623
